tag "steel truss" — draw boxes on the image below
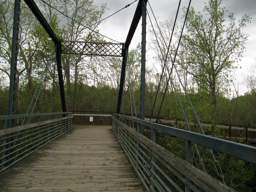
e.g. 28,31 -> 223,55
9,0 -> 146,121
62,41 -> 124,57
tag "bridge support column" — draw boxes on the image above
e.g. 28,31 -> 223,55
6,0 -> 21,128
117,47 -> 128,113
56,42 -> 67,113
185,140 -> 193,192
140,0 -> 147,120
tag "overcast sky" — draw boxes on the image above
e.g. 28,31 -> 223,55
93,0 -> 256,95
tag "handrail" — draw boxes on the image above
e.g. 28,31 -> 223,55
113,114 -> 256,191
0,112 -> 71,120
0,116 -> 72,137
73,113 -> 112,117
0,115 -> 73,173
116,114 -> 256,163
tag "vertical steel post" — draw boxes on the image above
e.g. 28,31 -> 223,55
140,0 -> 147,119
117,47 -> 128,113
56,42 -> 67,113
150,126 -> 156,190
245,126 -> 248,144
185,140 -> 193,192
6,0 -> 21,128
229,124 -> 232,138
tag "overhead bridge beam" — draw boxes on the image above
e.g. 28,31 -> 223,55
21,0 -> 66,113
124,0 -> 148,49
62,41 -> 124,57
23,0 -> 60,44
117,0 -> 148,113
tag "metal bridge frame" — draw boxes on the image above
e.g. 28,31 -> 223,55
61,0 -> 148,117
8,0 -> 148,125
117,0 -> 148,117
7,0 -> 67,128
5,1 -> 256,190
62,41 -> 124,57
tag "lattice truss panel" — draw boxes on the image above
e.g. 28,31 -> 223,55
62,41 -> 124,57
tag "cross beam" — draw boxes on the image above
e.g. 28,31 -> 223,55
62,41 -> 124,57
24,0 -> 60,44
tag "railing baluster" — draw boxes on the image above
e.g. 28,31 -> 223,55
0,113 -> 73,173
113,114 -> 249,192
185,140 -> 193,192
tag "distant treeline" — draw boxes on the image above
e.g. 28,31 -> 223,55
1,83 -> 256,128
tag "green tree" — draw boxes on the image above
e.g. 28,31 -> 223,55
180,0 -> 250,130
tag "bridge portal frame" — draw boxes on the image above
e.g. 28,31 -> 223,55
7,0 -> 67,128
117,0 -> 148,116
8,0 -> 148,126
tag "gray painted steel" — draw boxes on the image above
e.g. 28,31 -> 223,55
0,114 -> 73,173
6,0 -> 21,128
62,41 -> 124,57
116,114 -> 256,163
140,0 -> 147,119
113,115 -> 237,192
56,42 -> 67,113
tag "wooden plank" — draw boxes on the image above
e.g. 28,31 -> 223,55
0,125 -> 143,192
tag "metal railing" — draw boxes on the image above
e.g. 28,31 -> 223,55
113,114 -> 256,192
158,118 -> 256,144
0,112 -> 71,129
73,113 -> 112,125
0,113 -> 73,173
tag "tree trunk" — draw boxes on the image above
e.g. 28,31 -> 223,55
210,80 -> 217,134
15,74 -> 20,113
63,58 -> 71,89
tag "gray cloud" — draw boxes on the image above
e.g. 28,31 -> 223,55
92,0 -> 256,94
224,0 -> 256,16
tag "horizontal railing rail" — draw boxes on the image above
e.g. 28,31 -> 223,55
157,118 -> 256,144
73,113 -> 112,117
73,113 -> 112,125
0,112 -> 71,121
113,114 -> 256,192
158,118 -> 256,132
0,114 -> 73,173
117,114 -> 256,163
0,112 -> 71,129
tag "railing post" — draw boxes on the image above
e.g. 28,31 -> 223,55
185,140 -> 193,192
150,127 -> 156,191
151,128 -> 156,143
245,125 -> 248,144
112,116 -> 117,137
229,124 -> 232,138
117,118 -> 120,141
65,117 -> 69,134
66,115 -> 72,134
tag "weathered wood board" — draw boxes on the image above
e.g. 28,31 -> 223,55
0,125 -> 143,192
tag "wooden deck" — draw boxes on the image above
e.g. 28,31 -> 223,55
0,125 -> 143,192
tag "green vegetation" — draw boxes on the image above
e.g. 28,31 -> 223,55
0,0 -> 256,191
